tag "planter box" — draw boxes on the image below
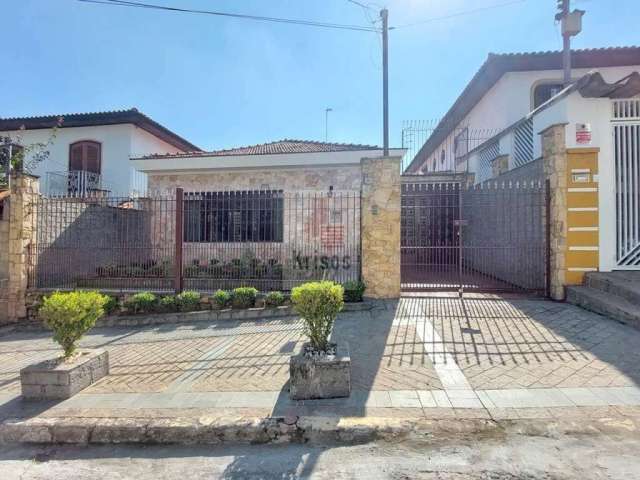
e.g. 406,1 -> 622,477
289,343 -> 351,400
20,349 -> 109,400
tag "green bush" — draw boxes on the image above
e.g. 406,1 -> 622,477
176,290 -> 201,312
232,287 -> 258,309
124,292 -> 157,314
264,291 -> 285,307
213,290 -> 231,309
158,295 -> 178,313
39,291 -> 108,358
291,281 -> 344,352
342,280 -> 366,303
103,295 -> 119,315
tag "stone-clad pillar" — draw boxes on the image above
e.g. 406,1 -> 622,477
360,156 -> 401,299
540,124 -> 568,300
6,174 -> 39,322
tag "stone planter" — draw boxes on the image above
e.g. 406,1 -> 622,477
20,349 -> 109,400
289,343 -> 351,400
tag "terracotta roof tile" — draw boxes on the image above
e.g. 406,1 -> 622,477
138,139 -> 380,159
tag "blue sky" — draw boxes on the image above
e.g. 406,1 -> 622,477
2,0 -> 638,151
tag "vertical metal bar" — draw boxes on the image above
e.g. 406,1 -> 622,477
458,181 -> 463,297
545,179 -> 551,297
175,187 -> 184,293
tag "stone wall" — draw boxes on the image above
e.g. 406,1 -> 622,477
541,124 -> 568,300
0,196 -> 9,322
361,157 -> 401,299
6,174 -> 39,322
147,165 -> 362,196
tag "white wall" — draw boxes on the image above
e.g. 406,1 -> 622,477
420,65 -> 638,173
3,124 -> 185,196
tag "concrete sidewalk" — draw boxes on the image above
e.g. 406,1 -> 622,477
2,296 -> 640,444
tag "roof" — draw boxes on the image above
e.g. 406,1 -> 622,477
406,46 -> 640,173
136,139 -> 381,159
0,109 -> 199,152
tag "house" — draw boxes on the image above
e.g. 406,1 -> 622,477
404,47 -> 640,175
0,109 -> 199,196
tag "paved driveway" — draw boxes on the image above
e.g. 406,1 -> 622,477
1,297 -> 640,416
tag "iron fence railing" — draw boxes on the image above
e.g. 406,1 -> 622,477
44,170 -> 109,197
28,189 -> 361,292
401,178 -> 548,294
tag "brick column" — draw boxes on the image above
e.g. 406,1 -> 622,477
6,174 -> 39,322
540,124 -> 568,300
360,156 -> 401,299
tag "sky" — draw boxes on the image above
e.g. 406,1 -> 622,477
2,0 -> 639,151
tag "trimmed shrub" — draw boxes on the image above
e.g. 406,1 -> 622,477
213,290 -> 231,309
176,290 -> 201,312
124,292 -> 157,314
158,295 -> 178,313
103,295 -> 119,315
232,287 -> 258,309
291,281 -> 344,352
264,291 -> 285,308
342,280 -> 366,303
39,291 -> 108,358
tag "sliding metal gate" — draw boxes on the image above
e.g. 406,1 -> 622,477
401,177 -> 548,294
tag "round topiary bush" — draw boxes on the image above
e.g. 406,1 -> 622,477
176,290 -> 201,312
232,287 -> 258,309
264,291 -> 285,307
124,292 -> 157,314
291,281 -> 344,352
342,280 -> 366,303
213,290 -> 231,309
39,291 -> 108,359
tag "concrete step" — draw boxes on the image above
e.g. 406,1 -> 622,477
585,271 -> 640,306
566,285 -> 640,329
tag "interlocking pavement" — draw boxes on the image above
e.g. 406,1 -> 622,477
1,296 -> 640,418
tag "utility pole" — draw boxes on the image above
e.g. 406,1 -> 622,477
324,107 -> 332,142
556,0 -> 585,87
381,8 -> 389,156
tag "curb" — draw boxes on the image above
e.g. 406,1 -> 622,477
1,414 -> 637,446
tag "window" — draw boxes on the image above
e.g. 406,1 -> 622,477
184,190 -> 284,243
69,141 -> 101,173
533,83 -> 563,109
440,149 -> 446,165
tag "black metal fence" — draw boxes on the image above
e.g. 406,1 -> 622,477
401,178 -> 548,294
28,189 -> 361,292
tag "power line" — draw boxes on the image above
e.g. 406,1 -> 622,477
344,0 -> 375,11
392,0 -> 527,29
77,0 -> 381,32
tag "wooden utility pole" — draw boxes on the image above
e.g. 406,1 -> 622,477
381,8 -> 389,156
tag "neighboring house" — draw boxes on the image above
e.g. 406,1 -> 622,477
405,47 -> 640,174
0,109 -> 198,196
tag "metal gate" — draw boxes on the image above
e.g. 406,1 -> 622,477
401,177 -> 548,294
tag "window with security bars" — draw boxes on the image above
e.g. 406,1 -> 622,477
184,190 -> 284,242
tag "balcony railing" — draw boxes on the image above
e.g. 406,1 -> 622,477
45,170 -> 110,197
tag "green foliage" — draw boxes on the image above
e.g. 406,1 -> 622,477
176,290 -> 201,312
231,287 -> 258,309
103,295 -> 119,315
39,291 -> 108,358
124,292 -> 157,314
213,290 -> 231,309
158,295 -> 178,313
342,280 -> 366,303
291,281 -> 344,351
264,291 -> 285,308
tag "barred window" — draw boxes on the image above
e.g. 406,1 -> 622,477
184,190 -> 284,242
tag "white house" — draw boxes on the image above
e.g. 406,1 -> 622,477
405,47 -> 640,175
0,109 -> 199,196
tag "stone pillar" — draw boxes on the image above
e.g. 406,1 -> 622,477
360,156 -> 401,299
540,124 -> 568,300
6,174 -> 39,322
0,194 -> 9,322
